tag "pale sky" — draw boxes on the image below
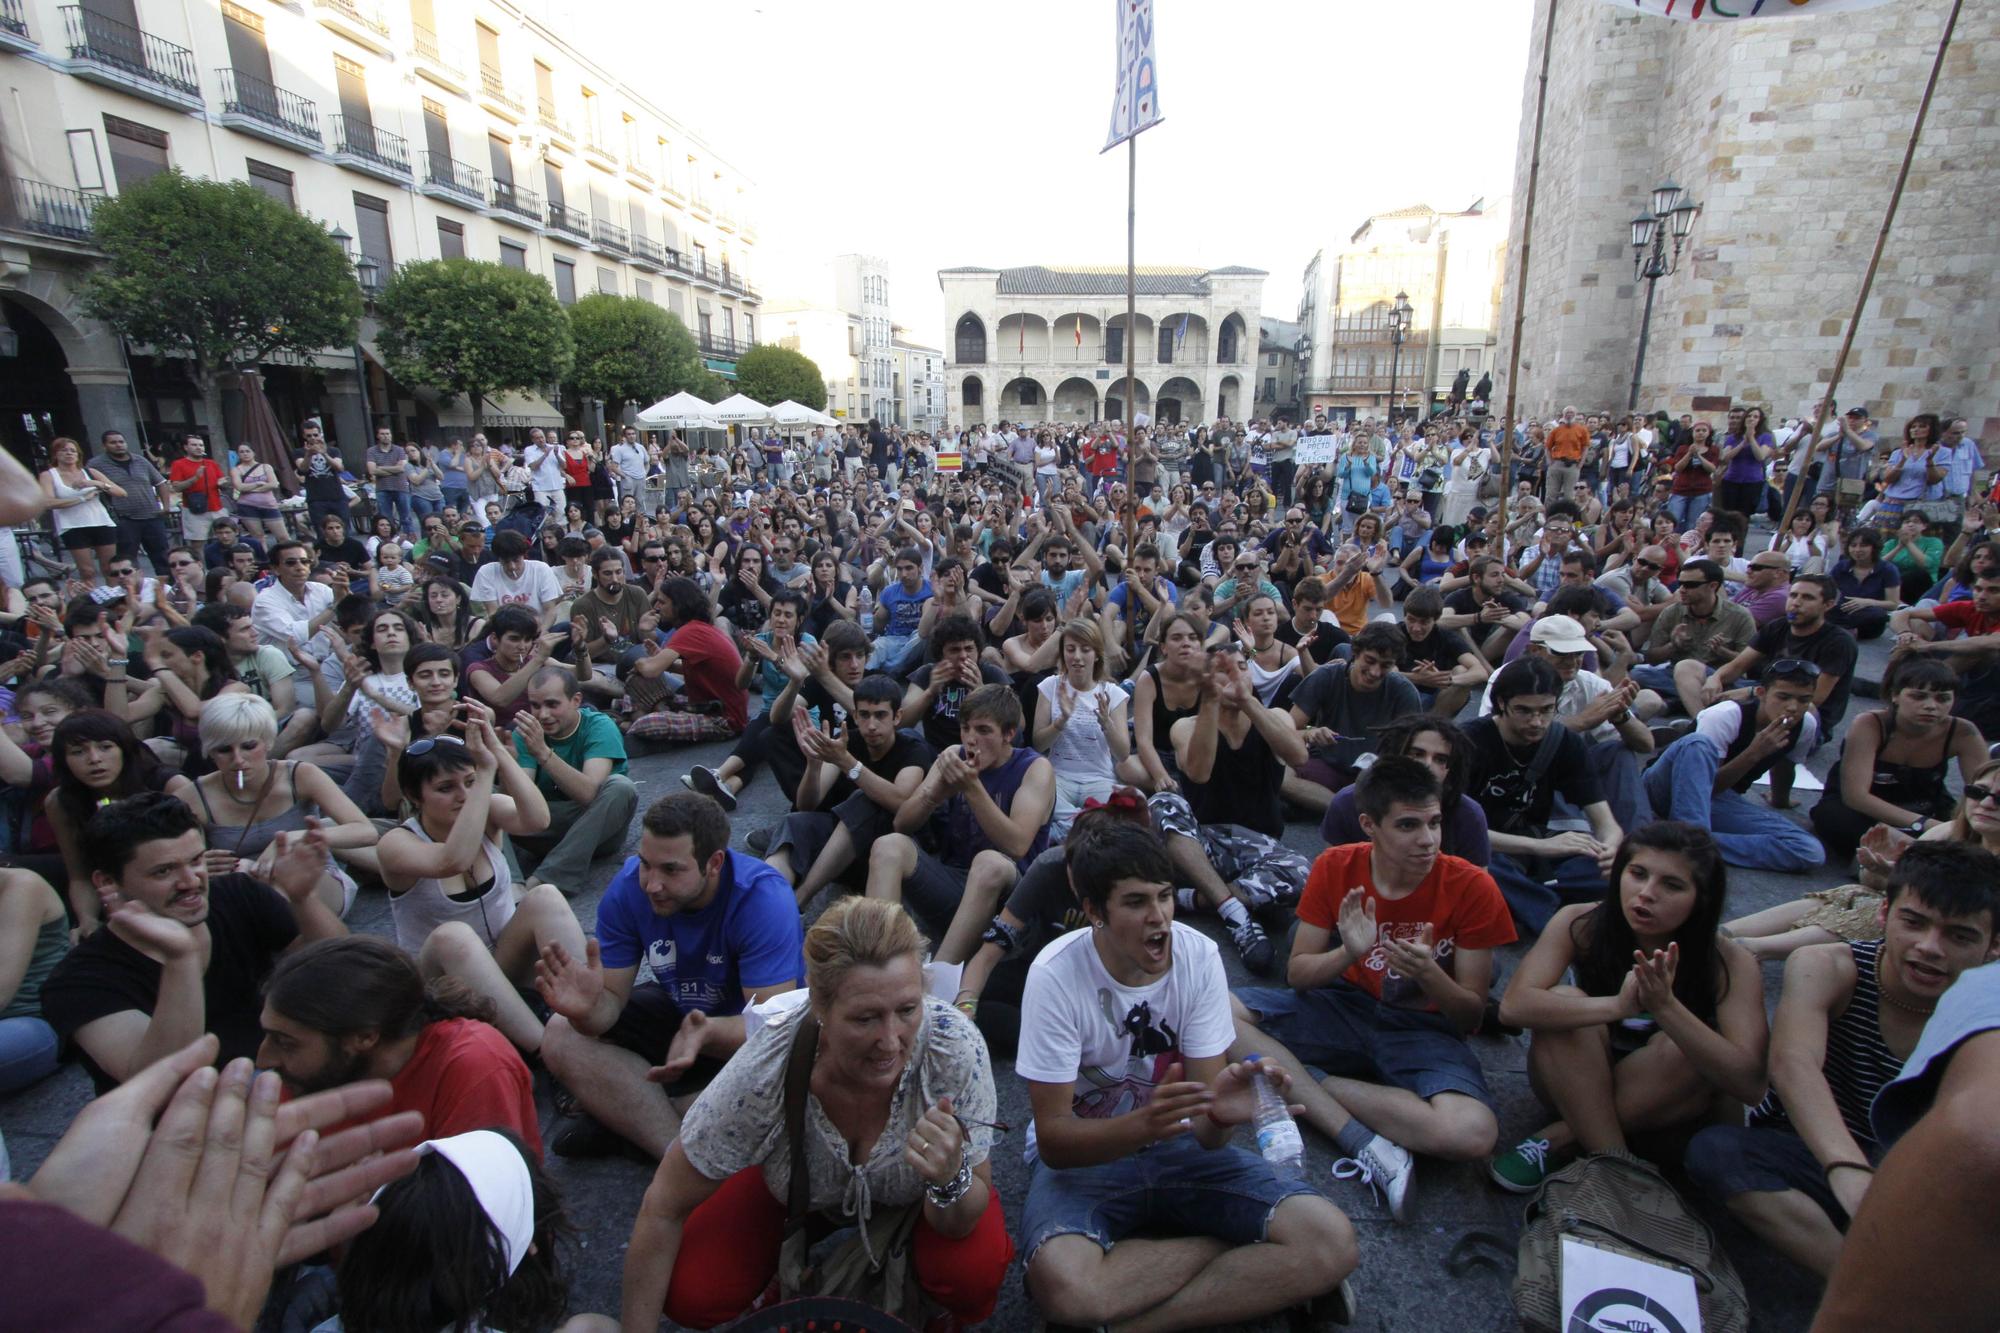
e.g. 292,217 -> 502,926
578,0 -> 1532,347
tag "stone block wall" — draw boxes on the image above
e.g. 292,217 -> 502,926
1497,0 -> 2000,439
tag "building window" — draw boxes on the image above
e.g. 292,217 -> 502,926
1262,376 -> 1277,401
553,257 -> 576,305
743,313 -> 754,344
498,239 -> 527,270
104,114 -> 169,191
1157,324 -> 1174,365
488,133 -> 514,185
723,310 -> 734,343
436,218 -> 465,260
861,396 -> 870,416
634,278 -> 652,303
352,192 -> 393,283
597,266 -> 617,295
1267,351 -> 1278,366
1104,325 -> 1124,365
245,158 -> 295,210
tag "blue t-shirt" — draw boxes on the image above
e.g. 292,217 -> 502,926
594,849 -> 803,1015
877,580 -> 933,638
752,629 -> 818,706
1042,568 -> 1087,602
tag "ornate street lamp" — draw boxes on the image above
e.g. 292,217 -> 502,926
1385,290 -> 1413,426
1627,180 -> 1700,410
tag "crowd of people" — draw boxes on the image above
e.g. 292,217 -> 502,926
1,398 -> 1998,1331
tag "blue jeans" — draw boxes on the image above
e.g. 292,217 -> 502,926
0,1014 -> 59,1093
1488,850 -> 1609,937
375,488 -> 415,534
1667,492 -> 1711,531
1629,662 -> 1677,696
441,486 -> 469,514
1642,733 -> 1825,871
868,633 -> 925,675
409,494 -> 441,524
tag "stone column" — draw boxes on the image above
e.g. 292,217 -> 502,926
68,366 -> 141,449
322,369 -> 371,469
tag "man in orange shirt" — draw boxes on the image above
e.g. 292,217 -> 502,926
1229,757 -> 1516,1221
1544,406 -> 1591,504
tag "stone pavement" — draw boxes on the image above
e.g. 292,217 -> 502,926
3,638 -> 1907,1330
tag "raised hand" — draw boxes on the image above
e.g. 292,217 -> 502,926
647,1009 -> 709,1084
533,938 -> 604,1022
1337,887 -> 1379,958
904,1095 -> 967,1186
370,709 -> 411,752
259,820 -> 331,905
1139,1062 -> 1216,1142
1630,943 -> 1679,1013
103,895 -> 201,963
511,709 -> 549,763
1380,924 -> 1438,984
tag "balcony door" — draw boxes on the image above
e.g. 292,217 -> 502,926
334,55 -> 375,154
221,2 -> 274,102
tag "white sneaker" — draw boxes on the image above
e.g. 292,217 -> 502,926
1332,1134 -> 1415,1223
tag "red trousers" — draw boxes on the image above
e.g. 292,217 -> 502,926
663,1166 -> 1014,1328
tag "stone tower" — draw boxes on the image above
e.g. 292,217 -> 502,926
1497,0 -> 1999,436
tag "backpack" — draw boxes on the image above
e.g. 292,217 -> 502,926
1513,1151 -> 1748,1333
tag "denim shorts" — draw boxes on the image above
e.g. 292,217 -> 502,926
1683,1122 -> 1862,1226
1020,1134 -> 1317,1267
1236,982 -> 1495,1108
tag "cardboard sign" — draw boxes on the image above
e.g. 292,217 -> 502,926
1560,1236 -> 1701,1333
1296,435 -> 1337,466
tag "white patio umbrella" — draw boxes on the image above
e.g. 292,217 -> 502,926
634,390 -> 721,430
771,399 -> 839,429
708,392 -> 774,424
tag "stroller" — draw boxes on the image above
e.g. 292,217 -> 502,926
494,497 -> 547,544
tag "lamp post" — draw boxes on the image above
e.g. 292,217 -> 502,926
1385,290 -> 1412,428
1626,180 -> 1700,412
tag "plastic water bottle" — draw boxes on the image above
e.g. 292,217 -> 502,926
1247,1054 -> 1305,1179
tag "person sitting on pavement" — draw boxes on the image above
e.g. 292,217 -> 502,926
1682,842 -> 2000,1283
464,605 -> 564,732
564,545 -> 653,708
764,673 -> 934,909
620,897 -> 1013,1331
1398,585 -> 1489,718
624,576 -> 748,743
1631,558 -> 1757,708
508,666 -> 639,897
258,936 -> 540,1154
1464,656 -> 1623,936
1731,549 -> 1796,629
1320,714 -> 1492,865
535,792 -> 802,1161
680,588 -> 818,810
1283,620 -> 1422,813
1437,554 -> 1535,665
470,529 -> 564,626
375,706 -> 590,1057
899,612 -> 1014,756
0,869 -> 71,1094
1031,616 -> 1136,836
867,545 -> 933,674
1889,566 -> 2000,655
1016,817 -> 1359,1331
1232,757 -> 1516,1223
1491,821 -> 1768,1193
39,791 -> 347,1092
1677,573 -> 1858,740
866,683 -> 1054,948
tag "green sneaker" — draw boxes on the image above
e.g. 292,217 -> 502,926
1489,1137 -> 1555,1193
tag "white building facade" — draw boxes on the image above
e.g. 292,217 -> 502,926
892,333 -> 944,434
938,264 -> 1268,428
0,0 -> 760,459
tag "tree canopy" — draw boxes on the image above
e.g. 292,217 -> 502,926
733,344 -> 827,411
80,170 -> 360,386
564,295 -> 712,407
374,259 -> 574,428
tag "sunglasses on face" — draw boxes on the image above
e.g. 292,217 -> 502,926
1964,783 -> 2000,806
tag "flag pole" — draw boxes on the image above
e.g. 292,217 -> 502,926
1496,0 -> 1560,558
1771,0 -> 1964,545
1123,130 -> 1139,663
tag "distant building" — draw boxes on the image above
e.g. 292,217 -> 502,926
764,303 -> 861,420
1296,201 -> 1505,426
892,330 -> 945,433
1256,317 -> 1301,421
938,264 -> 1269,427
766,251 -> 903,423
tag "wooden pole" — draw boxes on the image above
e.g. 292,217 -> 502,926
1122,133 -> 1139,662
1771,0 -> 1964,546
1496,0 -> 1560,559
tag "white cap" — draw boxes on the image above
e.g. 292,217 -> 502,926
1529,614 -> 1593,654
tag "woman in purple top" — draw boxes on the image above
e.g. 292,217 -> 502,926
1716,405 -> 1776,519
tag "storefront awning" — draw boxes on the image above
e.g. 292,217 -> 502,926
417,387 -> 565,430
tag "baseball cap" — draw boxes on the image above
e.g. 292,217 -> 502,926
1845,406 -> 1868,418
1529,614 -> 1592,654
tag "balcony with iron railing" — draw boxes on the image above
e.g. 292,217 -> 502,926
545,200 -> 591,242
485,179 -> 541,226
58,5 -> 202,110
630,234 -> 665,270
583,132 -> 617,169
591,218 -> 628,254
409,23 -> 467,91
479,64 -> 525,121
2,177 -> 101,245
536,100 -> 574,147
215,68 -> 321,150
326,115 -> 411,184
699,331 -> 750,359
311,0 -> 391,54
419,152 -> 485,208
624,156 -> 654,189
0,0 -> 33,53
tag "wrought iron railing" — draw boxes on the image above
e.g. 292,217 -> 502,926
2,177 -> 99,241
328,115 -> 411,174
421,151 -> 484,201
591,218 -> 628,253
545,201 -> 590,239
630,234 -> 665,267
59,5 -> 200,98
487,179 -> 541,222
1,0 -> 30,41
410,23 -> 463,77
216,68 -> 321,143
479,65 -> 524,114
311,0 -> 388,39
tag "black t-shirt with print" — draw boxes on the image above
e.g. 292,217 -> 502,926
1747,617 -> 1859,728
907,662 -> 1012,753
1000,845 -> 1091,953
1462,716 -> 1603,838
1446,585 -> 1530,618
814,727 -> 935,811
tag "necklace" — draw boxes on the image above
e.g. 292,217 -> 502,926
1878,984 -> 1936,1018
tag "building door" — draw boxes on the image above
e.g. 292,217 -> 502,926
334,55 -> 374,153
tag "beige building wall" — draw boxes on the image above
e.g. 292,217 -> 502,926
1496,0 -> 2000,434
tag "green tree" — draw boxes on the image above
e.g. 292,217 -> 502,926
374,259 -> 574,429
564,295 -> 711,407
733,344 -> 826,411
79,170 -> 360,428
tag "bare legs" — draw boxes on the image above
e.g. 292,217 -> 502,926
417,884 -> 585,1054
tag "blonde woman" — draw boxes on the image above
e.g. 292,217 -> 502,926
39,436 -> 123,586
1031,617 -> 1133,836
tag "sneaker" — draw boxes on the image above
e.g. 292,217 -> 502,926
745,825 -> 774,856
1489,1136 -> 1555,1193
1331,1134 -> 1415,1223
1228,915 -> 1277,975
686,764 -> 736,811
1290,1276 -> 1359,1330
1649,718 -> 1695,752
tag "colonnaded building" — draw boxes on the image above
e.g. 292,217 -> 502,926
938,264 -> 1268,428
1497,0 -> 1999,438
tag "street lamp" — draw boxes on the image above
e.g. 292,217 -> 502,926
1385,290 -> 1412,427
1626,179 -> 1700,411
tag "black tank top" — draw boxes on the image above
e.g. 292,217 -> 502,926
1185,715 -> 1285,839
1823,710 -> 1959,818
1147,663 -> 1202,780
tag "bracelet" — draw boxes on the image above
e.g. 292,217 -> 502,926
924,1144 -> 974,1209
1823,1160 -> 1874,1178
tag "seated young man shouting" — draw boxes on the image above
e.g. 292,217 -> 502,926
866,683 -> 1053,947
1232,758 -> 1516,1223
1017,818 -> 1358,1331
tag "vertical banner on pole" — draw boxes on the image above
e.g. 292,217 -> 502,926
1102,0 -> 1163,154
1601,0 -> 1896,20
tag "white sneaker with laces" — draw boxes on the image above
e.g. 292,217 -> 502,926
1331,1134 -> 1415,1223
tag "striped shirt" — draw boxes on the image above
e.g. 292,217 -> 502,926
1749,939 -> 1903,1154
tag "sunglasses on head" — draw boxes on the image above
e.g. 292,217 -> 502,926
405,735 -> 467,757
1766,657 -> 1823,680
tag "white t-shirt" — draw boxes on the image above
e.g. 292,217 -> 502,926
470,559 -> 564,612
1015,922 -> 1234,1160
1694,696 -> 1819,759
527,443 -> 566,493
1037,676 -> 1123,784
1479,666 -> 1620,744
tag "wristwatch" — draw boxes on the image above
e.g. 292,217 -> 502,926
845,761 -> 863,783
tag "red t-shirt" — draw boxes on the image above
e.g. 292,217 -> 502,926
383,1018 -> 541,1159
562,449 -> 593,489
1931,600 -> 2000,638
169,457 -> 223,510
1086,437 -> 1121,477
465,657 -> 528,730
669,618 -> 748,730
1297,843 -> 1516,1011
